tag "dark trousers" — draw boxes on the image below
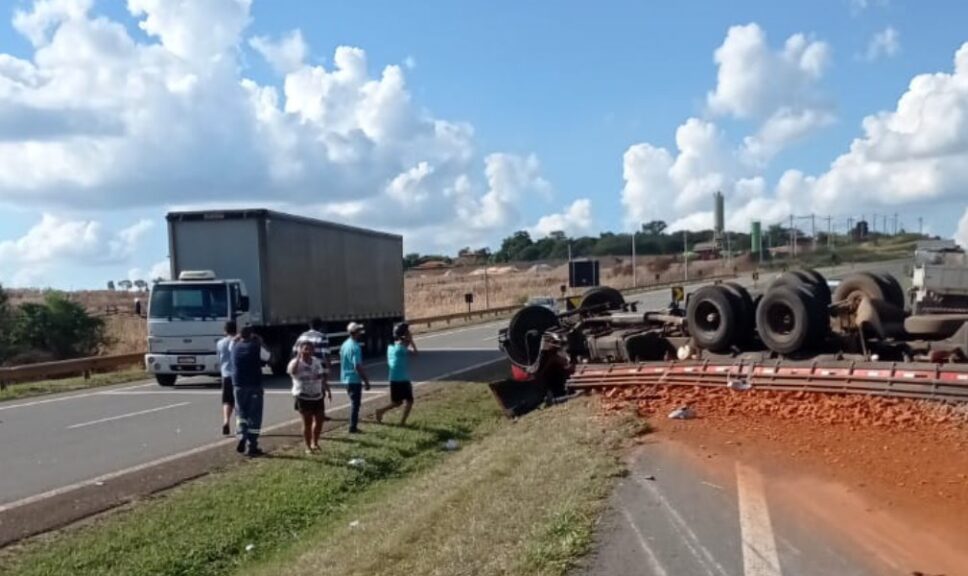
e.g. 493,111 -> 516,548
234,387 -> 264,447
346,383 -> 363,430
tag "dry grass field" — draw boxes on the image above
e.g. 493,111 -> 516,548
6,255 -> 749,356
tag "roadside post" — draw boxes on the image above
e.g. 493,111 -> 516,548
464,292 -> 473,313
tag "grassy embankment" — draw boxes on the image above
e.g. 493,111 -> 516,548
0,383 -> 636,576
0,369 -> 148,402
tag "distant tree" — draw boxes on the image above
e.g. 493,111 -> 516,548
548,230 -> 566,241
8,293 -> 106,360
107,280 -> 116,291
494,231 -> 533,262
641,220 -> 668,236
118,279 -> 133,291
133,279 -> 147,292
0,283 -> 12,364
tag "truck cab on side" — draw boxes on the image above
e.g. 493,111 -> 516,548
145,271 -> 249,386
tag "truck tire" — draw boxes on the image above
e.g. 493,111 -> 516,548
772,270 -> 831,308
686,285 -> 738,352
874,272 -> 905,310
723,282 -> 755,344
155,374 -> 177,387
756,285 -> 815,355
506,305 -> 560,368
579,287 -> 625,312
833,272 -> 888,305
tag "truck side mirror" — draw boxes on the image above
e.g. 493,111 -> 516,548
240,296 -> 250,312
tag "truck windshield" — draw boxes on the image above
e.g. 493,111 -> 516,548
149,284 -> 229,320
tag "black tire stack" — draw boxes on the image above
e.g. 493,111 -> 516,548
686,283 -> 755,352
755,269 -> 831,356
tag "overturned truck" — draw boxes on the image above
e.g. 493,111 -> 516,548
493,270 -> 968,416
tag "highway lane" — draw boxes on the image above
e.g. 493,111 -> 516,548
0,325 -> 504,508
0,260 -> 910,510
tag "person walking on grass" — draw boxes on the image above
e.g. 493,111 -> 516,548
340,322 -> 370,433
216,320 -> 237,436
375,323 -> 417,425
288,341 -> 331,453
231,326 -> 269,457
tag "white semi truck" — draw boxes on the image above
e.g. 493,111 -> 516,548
145,209 -> 404,387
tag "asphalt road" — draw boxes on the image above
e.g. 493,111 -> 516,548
577,440 -> 902,576
0,324 -> 504,509
0,260 -> 910,516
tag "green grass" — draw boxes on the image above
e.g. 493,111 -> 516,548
0,385 -> 634,576
0,369 -> 148,402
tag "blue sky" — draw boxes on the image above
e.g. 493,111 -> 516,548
0,0 -> 966,289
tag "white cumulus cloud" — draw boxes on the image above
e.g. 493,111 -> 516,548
865,27 -> 900,61
0,0 -> 554,257
0,214 -> 155,286
531,199 -> 593,238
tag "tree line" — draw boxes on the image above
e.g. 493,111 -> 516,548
0,284 -> 107,366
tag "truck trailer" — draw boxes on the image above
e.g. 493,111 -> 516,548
145,209 -> 404,386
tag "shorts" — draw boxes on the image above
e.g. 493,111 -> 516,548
294,396 -> 325,415
389,381 -> 413,403
221,377 -> 234,405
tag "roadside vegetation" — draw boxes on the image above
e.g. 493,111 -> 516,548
0,285 -> 108,366
0,368 -> 147,402
0,384 -> 633,576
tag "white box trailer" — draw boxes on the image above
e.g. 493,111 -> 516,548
145,209 -> 404,384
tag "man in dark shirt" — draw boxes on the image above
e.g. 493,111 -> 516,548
231,326 -> 268,457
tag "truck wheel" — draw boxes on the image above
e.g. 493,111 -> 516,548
579,287 -> 625,312
686,285 -> 738,352
772,270 -> 831,308
756,285 -> 815,355
800,268 -> 832,308
723,282 -> 755,344
155,374 -> 177,387
833,272 -> 888,305
874,272 -> 905,310
506,305 -> 560,368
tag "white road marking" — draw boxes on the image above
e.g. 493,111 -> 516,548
0,357 -> 503,513
0,382 -> 155,411
620,508 -> 670,576
66,402 -> 192,430
736,463 -> 783,576
634,475 -> 731,576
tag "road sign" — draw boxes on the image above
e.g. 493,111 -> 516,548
671,286 -> 685,303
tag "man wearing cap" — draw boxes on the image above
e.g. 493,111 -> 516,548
340,322 -> 370,433
375,323 -> 417,425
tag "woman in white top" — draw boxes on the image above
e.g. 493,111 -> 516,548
287,341 -> 331,453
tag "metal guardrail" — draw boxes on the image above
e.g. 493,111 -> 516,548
0,274 -> 740,388
0,353 -> 145,389
409,274 -> 738,331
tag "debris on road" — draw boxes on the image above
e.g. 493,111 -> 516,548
442,439 -> 460,451
668,406 -> 696,420
726,378 -> 752,392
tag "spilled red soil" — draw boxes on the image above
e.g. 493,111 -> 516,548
600,385 -> 968,573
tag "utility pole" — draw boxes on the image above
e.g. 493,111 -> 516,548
826,216 -> 832,250
631,230 -> 637,288
919,217 -> 923,236
790,214 -> 796,259
483,262 -> 490,309
811,214 -> 817,252
893,213 -> 898,236
683,230 -> 689,282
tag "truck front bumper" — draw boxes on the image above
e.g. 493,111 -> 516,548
145,354 -> 220,377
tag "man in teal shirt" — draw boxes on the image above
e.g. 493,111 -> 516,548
340,322 -> 370,433
376,323 -> 418,425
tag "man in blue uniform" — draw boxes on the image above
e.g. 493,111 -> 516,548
231,326 -> 268,456
340,322 -> 370,433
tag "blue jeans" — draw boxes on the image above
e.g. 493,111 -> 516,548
234,387 -> 264,447
346,383 -> 363,430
